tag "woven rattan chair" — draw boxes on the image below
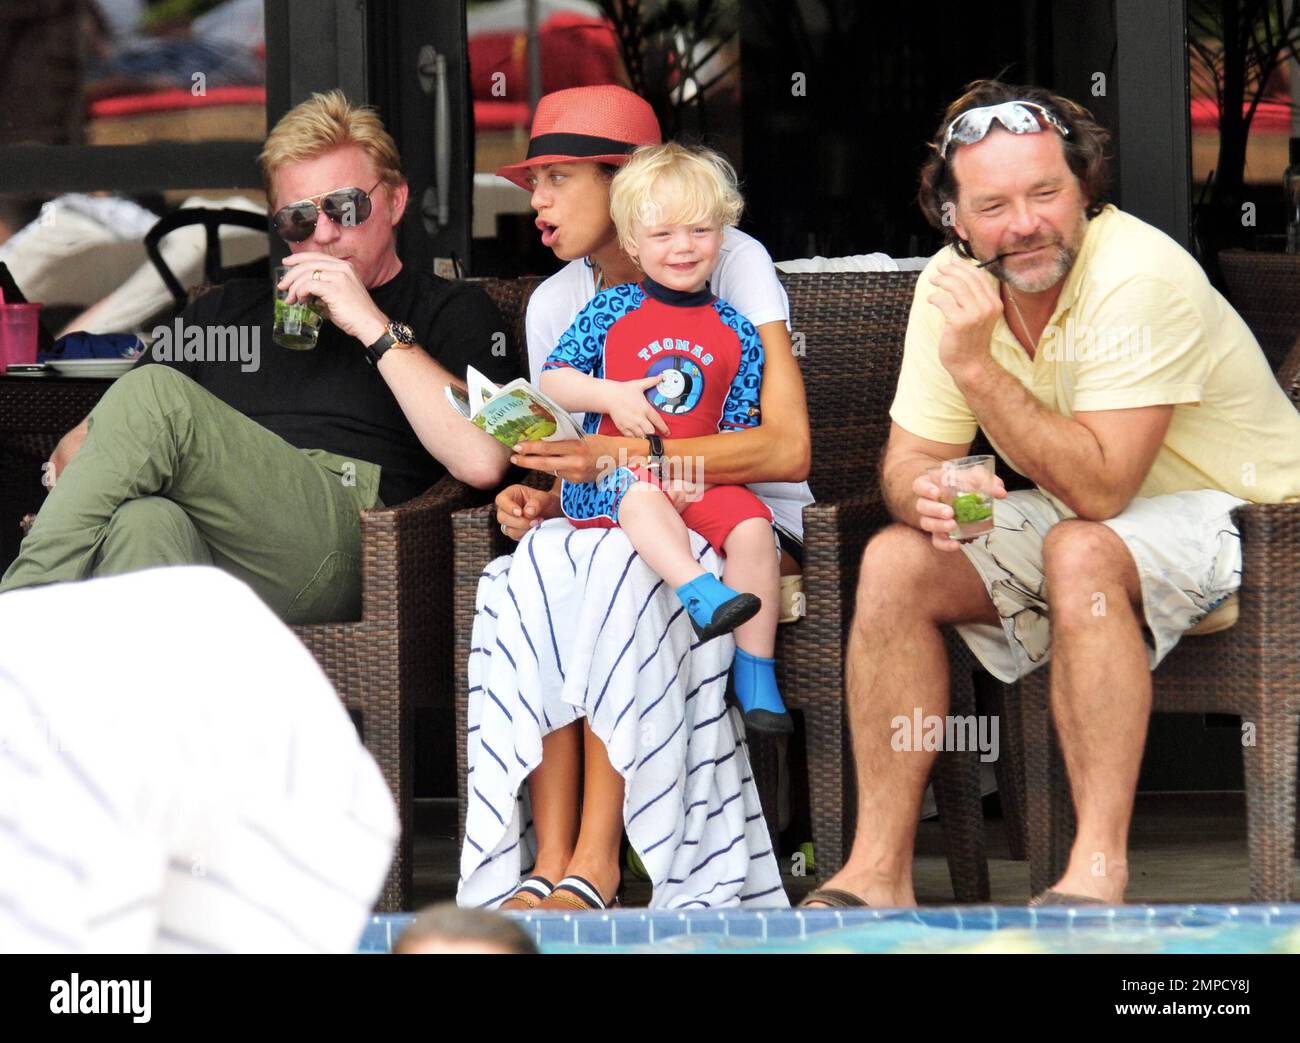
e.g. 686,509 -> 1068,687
1003,336 -> 1300,902
1218,250 -> 1300,373
451,271 -> 997,902
1,279 -> 533,913
285,277 -> 540,911
1,379 -> 112,570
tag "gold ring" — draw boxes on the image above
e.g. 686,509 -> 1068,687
312,269 -> 322,280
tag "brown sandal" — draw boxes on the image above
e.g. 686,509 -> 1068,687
798,888 -> 869,909
1029,890 -> 1106,907
541,875 -> 620,911
499,875 -> 554,911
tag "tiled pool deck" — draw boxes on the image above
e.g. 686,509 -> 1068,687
361,903 -> 1300,954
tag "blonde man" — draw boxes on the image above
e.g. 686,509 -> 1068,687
2,91 -> 514,623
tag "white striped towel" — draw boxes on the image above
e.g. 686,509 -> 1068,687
0,567 -> 397,953
457,518 -> 789,910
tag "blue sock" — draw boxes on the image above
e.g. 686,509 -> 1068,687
675,573 -> 744,630
732,648 -> 789,718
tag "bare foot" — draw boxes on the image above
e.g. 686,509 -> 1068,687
1042,860 -> 1128,905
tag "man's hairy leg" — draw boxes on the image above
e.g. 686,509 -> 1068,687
806,523 -> 999,907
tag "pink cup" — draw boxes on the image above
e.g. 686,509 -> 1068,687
0,303 -> 42,374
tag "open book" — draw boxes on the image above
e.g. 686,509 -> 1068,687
445,364 -> 585,446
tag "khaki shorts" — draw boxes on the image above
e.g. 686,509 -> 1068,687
953,488 -> 1246,682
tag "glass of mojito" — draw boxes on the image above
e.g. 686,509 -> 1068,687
273,265 -> 327,350
927,454 -> 996,540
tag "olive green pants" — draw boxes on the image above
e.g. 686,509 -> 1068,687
1,365 -> 382,624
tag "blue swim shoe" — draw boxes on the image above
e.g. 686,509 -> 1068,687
732,648 -> 793,735
675,573 -> 761,643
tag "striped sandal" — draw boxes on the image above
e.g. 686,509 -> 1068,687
542,875 -> 620,911
499,875 -> 554,911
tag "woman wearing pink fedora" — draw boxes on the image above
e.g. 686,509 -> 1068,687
458,85 -> 811,912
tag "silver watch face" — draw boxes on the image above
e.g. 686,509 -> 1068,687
389,322 -> 415,345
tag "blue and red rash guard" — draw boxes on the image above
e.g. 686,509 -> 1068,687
542,276 -> 772,553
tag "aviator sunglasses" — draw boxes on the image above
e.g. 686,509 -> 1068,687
940,101 -> 1070,159
271,181 -> 382,243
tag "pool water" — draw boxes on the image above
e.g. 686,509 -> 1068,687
360,904 -> 1300,954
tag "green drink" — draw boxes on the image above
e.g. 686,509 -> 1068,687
928,455 -> 996,539
273,265 -> 327,350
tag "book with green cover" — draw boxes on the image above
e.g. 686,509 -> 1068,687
445,365 -> 584,446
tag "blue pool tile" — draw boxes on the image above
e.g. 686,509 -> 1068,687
955,907 -> 997,931
684,913 -> 728,936
576,915 -> 614,946
725,914 -> 769,940
357,917 -> 393,954
359,902 -> 1300,953
647,915 -> 689,943
1065,906 -> 1118,930
761,912 -> 809,939
916,908 -> 962,930
535,915 -> 579,946
611,916 -> 651,946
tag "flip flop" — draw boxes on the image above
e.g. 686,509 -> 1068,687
543,874 -> 620,911
499,875 -> 554,910
1028,889 -> 1107,907
798,888 -> 869,909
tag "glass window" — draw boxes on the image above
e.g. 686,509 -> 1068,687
0,0 -> 266,148
0,1 -> 269,339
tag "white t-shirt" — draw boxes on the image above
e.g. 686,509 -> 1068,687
525,226 -> 815,539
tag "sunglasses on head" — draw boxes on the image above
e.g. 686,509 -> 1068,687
271,182 -> 381,243
940,101 -> 1069,159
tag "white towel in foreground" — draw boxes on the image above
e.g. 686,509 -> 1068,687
0,567 -> 397,953
458,519 -> 788,910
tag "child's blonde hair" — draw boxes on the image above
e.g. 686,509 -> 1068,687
259,89 -> 404,201
609,142 -> 744,256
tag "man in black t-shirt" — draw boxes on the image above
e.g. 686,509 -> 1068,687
1,91 -> 516,623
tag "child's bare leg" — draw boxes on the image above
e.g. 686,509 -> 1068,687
617,483 -> 705,588
723,517 -> 781,657
499,721 -> 581,909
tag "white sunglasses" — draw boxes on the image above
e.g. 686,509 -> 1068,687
940,101 -> 1070,159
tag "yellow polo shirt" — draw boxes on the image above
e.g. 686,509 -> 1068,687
890,205 -> 1300,506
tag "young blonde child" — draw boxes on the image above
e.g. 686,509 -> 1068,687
539,143 -> 790,734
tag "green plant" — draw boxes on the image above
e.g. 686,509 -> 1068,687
595,0 -> 740,138
1189,0 -> 1300,252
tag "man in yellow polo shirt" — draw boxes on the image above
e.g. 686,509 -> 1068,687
801,80 -> 1300,910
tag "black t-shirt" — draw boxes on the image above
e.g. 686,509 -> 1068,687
135,266 -> 516,505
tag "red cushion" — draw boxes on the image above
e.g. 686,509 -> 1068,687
88,86 -> 267,119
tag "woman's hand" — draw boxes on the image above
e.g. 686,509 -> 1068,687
604,376 -> 669,439
510,433 -> 630,484
496,483 -> 561,540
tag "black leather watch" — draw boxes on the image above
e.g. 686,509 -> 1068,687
646,433 -> 667,475
364,321 -> 415,365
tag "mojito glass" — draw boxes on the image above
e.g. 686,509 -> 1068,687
928,454 -> 996,539
273,265 -> 326,350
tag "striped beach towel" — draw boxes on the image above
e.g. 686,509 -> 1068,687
0,567 -> 397,953
457,518 -> 788,910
